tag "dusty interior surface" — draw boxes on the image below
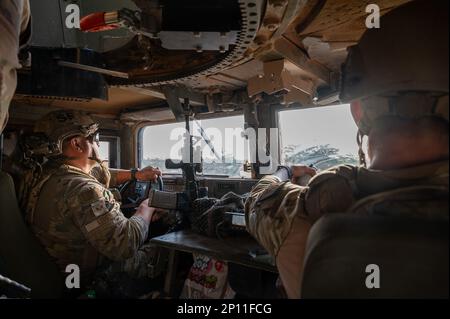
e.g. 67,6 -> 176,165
10,0 -> 412,126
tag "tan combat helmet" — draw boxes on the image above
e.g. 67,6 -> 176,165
339,0 -> 449,165
33,110 -> 99,157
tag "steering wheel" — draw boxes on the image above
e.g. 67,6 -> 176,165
118,175 -> 174,239
119,175 -> 164,215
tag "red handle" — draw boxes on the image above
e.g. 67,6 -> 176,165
80,12 -> 119,32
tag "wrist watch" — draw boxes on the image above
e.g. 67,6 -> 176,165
131,168 -> 138,181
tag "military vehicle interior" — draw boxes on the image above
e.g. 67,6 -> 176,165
0,0 -> 448,299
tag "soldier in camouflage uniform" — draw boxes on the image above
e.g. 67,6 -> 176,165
245,0 -> 449,299
19,110 -> 164,296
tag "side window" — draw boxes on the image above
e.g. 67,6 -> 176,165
278,105 -> 360,170
98,141 -> 110,167
139,115 -> 249,177
98,135 -> 120,168
139,122 -> 185,174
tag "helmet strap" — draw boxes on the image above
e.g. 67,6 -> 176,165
357,129 -> 367,168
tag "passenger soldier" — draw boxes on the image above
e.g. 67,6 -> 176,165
245,0 -> 449,298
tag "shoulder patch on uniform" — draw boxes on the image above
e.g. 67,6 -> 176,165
91,198 -> 109,217
79,185 -> 103,200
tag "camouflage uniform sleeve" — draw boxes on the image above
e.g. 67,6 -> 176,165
245,168 -> 355,257
245,175 -> 307,257
67,182 -> 148,261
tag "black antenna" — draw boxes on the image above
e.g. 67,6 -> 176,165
183,98 -> 193,165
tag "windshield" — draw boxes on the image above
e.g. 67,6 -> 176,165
140,115 -> 249,177
279,105 -> 360,171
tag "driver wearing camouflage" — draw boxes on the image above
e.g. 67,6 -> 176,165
245,0 -> 449,299
19,110 -> 163,290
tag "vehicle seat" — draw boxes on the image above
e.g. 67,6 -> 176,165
301,214 -> 449,299
0,171 -> 64,298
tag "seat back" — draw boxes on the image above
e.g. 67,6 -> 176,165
301,214 -> 449,299
0,172 -> 64,298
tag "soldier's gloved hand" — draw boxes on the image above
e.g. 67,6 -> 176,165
136,166 -> 162,182
291,165 -> 317,185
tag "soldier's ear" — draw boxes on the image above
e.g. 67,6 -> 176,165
67,136 -> 84,153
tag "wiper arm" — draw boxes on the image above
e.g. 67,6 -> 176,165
193,119 -> 221,161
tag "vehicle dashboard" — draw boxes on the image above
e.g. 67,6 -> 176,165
137,175 -> 258,199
